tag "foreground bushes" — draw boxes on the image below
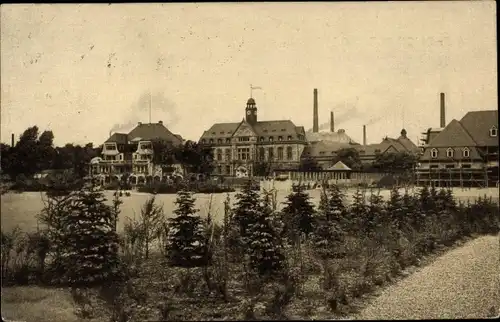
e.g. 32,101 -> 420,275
1,182 -> 498,321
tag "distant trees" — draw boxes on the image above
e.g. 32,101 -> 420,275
152,139 -> 214,176
299,154 -> 321,172
2,126 -> 101,181
372,151 -> 418,174
332,148 -> 362,171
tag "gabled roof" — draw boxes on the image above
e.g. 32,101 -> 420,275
105,133 -> 128,144
327,161 -> 351,171
127,123 -> 183,145
459,110 -> 498,146
427,119 -> 477,147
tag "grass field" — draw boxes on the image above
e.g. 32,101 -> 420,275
1,187 -> 498,234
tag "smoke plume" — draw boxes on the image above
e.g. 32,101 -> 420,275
109,91 -> 179,135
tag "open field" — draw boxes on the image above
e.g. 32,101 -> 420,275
1,187 -> 498,233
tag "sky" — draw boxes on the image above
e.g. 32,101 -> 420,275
1,2 -> 497,147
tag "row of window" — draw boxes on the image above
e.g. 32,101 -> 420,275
215,146 -> 295,161
430,147 -> 470,159
209,128 -> 289,135
202,135 -> 304,144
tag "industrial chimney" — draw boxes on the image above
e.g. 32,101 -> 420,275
440,92 -> 446,128
363,125 -> 367,146
330,111 -> 334,132
11,133 -> 14,147
313,88 -> 319,133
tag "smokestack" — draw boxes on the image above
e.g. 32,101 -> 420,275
330,111 -> 334,132
11,134 -> 14,147
363,125 -> 367,145
313,88 -> 319,133
440,92 -> 446,128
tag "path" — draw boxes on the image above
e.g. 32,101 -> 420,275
352,235 -> 500,320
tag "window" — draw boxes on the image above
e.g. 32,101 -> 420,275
446,148 -> 454,158
226,138 -> 231,143
287,146 -> 293,160
105,143 -> 116,150
238,137 -> 250,142
445,164 -> 455,169
259,147 -> 265,161
320,151 -> 325,155
201,139 -> 206,144
278,136 -> 283,141
281,129 -> 286,132
268,147 -> 274,160
237,148 -> 250,160
209,139 -> 214,144
431,148 -> 438,158
287,135 -> 292,141
269,137 -> 273,142
490,126 -> 498,137
216,149 -> 222,161
225,165 -> 231,175
217,139 -> 222,144
462,164 -> 471,169
260,137 -> 265,142
463,148 -> 470,158
225,149 -> 231,161
277,147 -> 284,160
220,131 -> 225,134
430,165 -> 439,169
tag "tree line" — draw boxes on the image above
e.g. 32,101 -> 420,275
0,126 -> 215,182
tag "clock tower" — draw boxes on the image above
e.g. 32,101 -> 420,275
245,97 -> 258,125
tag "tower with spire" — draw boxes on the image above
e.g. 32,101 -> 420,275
245,97 -> 257,125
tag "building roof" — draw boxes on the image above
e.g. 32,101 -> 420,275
302,141 -> 353,158
327,161 -> 351,171
305,129 -> 358,144
459,110 -> 498,146
105,133 -> 128,144
105,122 -> 183,145
200,119 -> 305,139
426,119 -> 477,147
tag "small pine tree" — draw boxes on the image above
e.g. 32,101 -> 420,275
312,185 -> 346,259
347,187 -> 367,233
365,189 -> 386,236
232,180 -> 262,245
59,181 -> 123,287
245,192 -> 285,277
386,186 -> 405,232
167,190 -> 207,267
281,183 -> 316,244
401,189 -> 418,231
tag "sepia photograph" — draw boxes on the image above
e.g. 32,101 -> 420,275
1,2 -> 498,321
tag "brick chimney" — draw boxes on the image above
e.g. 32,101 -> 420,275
11,133 -> 14,147
330,111 -> 334,132
363,125 -> 367,145
440,92 -> 446,128
159,120 -> 163,125
313,88 -> 319,133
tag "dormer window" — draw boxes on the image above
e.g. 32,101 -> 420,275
287,135 -> 292,140
259,137 -> 265,142
446,148 -> 454,158
209,139 -> 214,144
278,136 -> 283,141
226,138 -> 231,143
320,151 -> 325,155
431,148 -> 438,158
201,139 -> 206,144
463,148 -> 470,158
269,137 -> 273,142
490,126 -> 498,137
220,131 -> 224,134
217,139 -> 223,144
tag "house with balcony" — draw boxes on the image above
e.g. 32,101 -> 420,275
90,121 -> 183,185
198,97 -> 307,177
416,110 -> 498,187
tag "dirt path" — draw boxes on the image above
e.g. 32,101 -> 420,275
352,235 -> 500,320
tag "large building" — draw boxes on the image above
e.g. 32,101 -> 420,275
416,109 -> 499,187
90,121 -> 184,185
199,97 -> 307,177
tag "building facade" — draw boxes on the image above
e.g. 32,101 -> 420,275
90,121 -> 184,185
416,110 -> 499,187
199,98 -> 307,177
